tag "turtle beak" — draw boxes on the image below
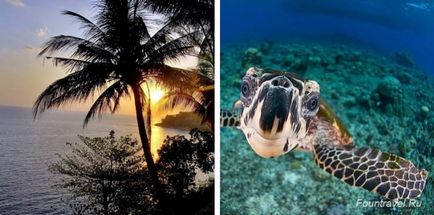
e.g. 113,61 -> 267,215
257,76 -> 295,136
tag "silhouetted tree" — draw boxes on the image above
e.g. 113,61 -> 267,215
49,131 -> 151,215
144,0 -> 214,58
145,0 -> 215,126
157,129 -> 214,214
51,129 -> 214,214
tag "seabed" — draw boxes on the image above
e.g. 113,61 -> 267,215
221,41 -> 434,215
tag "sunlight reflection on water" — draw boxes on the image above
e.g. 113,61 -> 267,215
0,106 -> 188,214
151,125 -> 188,160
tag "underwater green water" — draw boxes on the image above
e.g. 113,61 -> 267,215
220,41 -> 434,215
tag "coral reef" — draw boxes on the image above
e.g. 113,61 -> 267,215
395,51 -> 417,69
221,41 -> 434,215
419,106 -> 430,120
371,76 -> 405,116
241,48 -> 262,68
259,41 -> 273,54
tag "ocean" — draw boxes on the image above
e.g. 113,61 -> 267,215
0,105 -> 184,214
221,0 -> 434,74
221,0 -> 434,214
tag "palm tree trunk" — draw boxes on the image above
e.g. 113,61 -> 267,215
131,85 -> 164,201
145,83 -> 152,143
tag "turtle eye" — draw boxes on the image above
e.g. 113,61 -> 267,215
304,92 -> 320,115
241,81 -> 251,97
307,97 -> 319,111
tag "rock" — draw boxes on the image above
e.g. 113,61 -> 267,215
372,76 -> 404,115
282,172 -> 300,185
155,112 -> 209,130
378,76 -> 401,96
326,204 -> 348,215
246,194 -> 278,214
421,106 -> 429,113
241,48 -> 262,68
419,106 -> 430,119
395,71 -> 413,84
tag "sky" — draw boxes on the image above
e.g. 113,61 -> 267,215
0,0 -> 197,116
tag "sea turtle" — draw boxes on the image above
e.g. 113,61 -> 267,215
221,67 -> 428,201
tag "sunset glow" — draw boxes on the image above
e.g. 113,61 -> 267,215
149,86 -> 166,104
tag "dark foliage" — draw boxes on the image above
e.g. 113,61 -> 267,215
49,131 -> 152,214
144,0 -> 214,78
158,129 -> 214,195
50,130 -> 214,214
145,0 -> 215,127
157,129 -> 215,214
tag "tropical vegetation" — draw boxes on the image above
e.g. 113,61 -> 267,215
34,0 -> 214,207
50,130 -> 214,214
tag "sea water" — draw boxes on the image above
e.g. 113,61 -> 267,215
221,0 -> 434,214
0,106 -> 184,214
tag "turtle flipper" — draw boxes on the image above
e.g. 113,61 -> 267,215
221,110 -> 241,127
313,144 -> 428,200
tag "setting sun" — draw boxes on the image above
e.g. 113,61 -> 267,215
150,87 -> 165,104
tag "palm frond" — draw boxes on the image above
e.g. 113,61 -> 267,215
133,15 -> 151,41
62,10 -> 108,44
141,21 -> 175,57
146,65 -> 198,91
83,80 -> 129,126
196,52 -> 214,79
144,0 -> 213,27
160,92 -> 205,117
145,32 -> 198,63
33,63 -> 114,118
39,35 -> 108,58
46,57 -> 91,73
72,42 -> 115,63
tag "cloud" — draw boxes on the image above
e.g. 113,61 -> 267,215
24,46 -> 41,54
36,27 -> 48,38
6,0 -> 25,7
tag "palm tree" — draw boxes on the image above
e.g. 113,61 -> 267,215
144,0 -> 215,129
161,73 -> 214,130
144,0 -> 214,75
33,0 -> 198,202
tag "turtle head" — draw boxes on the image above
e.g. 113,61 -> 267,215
239,67 -> 320,158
